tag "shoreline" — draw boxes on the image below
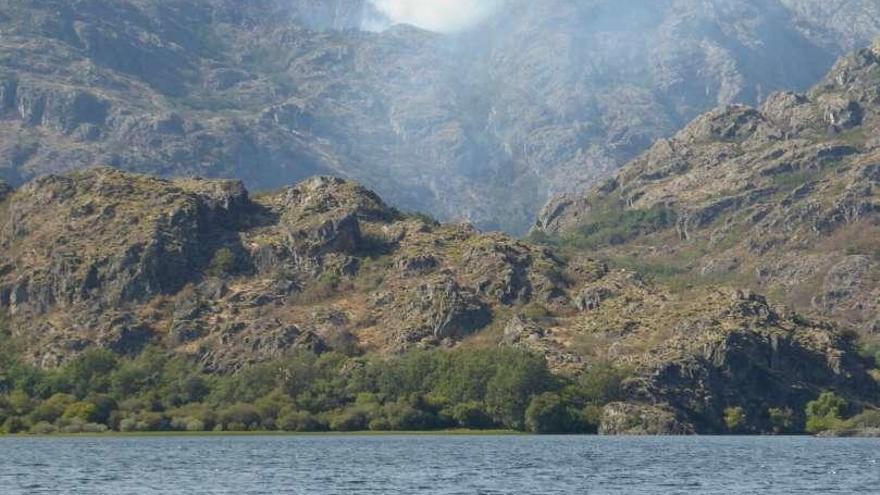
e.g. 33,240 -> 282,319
3,431 -> 874,440
0,429 -> 527,439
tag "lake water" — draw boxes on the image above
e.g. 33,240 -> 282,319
0,435 -> 878,494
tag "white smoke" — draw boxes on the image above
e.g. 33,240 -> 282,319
367,0 -> 501,33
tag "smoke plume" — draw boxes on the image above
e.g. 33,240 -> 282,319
367,0 -> 501,32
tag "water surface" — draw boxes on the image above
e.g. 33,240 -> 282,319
1,435 -> 878,494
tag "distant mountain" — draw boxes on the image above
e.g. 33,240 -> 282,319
1,0 -> 879,233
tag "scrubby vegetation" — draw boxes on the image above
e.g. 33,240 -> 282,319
0,317 -> 630,434
559,206 -> 676,250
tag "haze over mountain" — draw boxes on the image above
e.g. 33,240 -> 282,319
1,0 -> 879,233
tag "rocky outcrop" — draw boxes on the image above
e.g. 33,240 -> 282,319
0,168 -> 247,316
599,403 -> 694,435
631,294 -> 879,433
0,169 -> 570,369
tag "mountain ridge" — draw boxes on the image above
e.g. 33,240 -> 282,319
2,0 -> 880,233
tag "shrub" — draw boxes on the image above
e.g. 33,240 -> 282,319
368,416 -> 391,431
562,206 -> 676,249
170,416 -> 206,432
185,418 -> 206,432
768,407 -> 795,434
118,418 -> 138,432
277,409 -> 323,432
1,416 -> 26,434
59,419 -> 108,434
724,406 -> 746,432
327,406 -> 373,432
218,404 -> 262,431
128,412 -> 167,432
208,248 -> 239,277
577,364 -> 628,403
382,401 -> 437,431
31,393 -> 75,423
581,405 -> 604,433
805,392 -> 848,434
62,401 -> 98,423
29,421 -> 57,435
447,401 -> 494,429
841,409 -> 880,431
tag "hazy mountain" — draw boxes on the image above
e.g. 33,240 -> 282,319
1,0 -> 879,234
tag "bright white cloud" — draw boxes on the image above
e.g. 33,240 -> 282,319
368,0 -> 501,33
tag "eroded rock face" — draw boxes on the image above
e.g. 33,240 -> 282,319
599,402 -> 694,436
1,169 -> 221,313
0,168 -> 569,370
635,307 -> 878,434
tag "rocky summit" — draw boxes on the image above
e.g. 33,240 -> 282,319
1,1 -> 880,233
0,166 -> 877,434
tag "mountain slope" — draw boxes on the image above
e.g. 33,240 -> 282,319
1,0 -> 879,233
0,167 -> 877,433
535,40 -> 880,345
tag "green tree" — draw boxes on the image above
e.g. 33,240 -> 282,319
526,392 -> 577,433
577,363 -> 629,403
447,401 -> 494,429
277,409 -> 323,432
485,350 -> 556,430
30,393 -> 76,423
805,392 -> 848,434
218,403 -> 262,431
62,401 -> 98,422
63,349 -> 118,398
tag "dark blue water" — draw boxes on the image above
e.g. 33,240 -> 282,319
0,435 -> 878,494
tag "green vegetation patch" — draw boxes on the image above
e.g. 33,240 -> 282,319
561,205 -> 676,250
0,340 -> 634,435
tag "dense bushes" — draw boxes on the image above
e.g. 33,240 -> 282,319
0,333 -> 628,434
805,391 -> 849,434
4,313 -> 871,436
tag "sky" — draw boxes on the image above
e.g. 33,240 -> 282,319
367,0 -> 502,32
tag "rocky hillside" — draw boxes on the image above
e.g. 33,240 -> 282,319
535,40 -> 880,351
1,0 -> 879,233
0,167 -> 876,433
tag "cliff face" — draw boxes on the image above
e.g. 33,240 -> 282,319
1,0 -> 879,234
0,167 -> 876,433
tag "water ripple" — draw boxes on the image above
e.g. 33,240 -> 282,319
0,435 -> 878,494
